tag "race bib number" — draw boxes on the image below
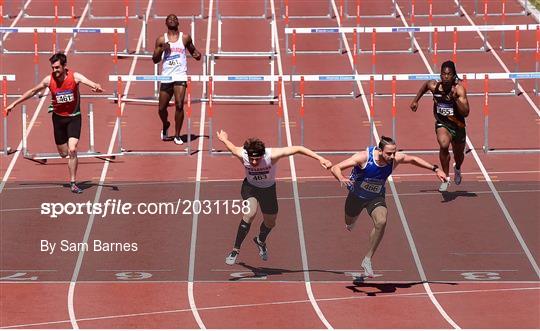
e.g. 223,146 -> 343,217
56,91 -> 74,104
437,104 -> 454,116
360,181 -> 383,193
164,54 -> 180,67
252,174 -> 268,181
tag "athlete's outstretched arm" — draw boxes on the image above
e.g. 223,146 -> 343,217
74,73 -> 103,92
183,34 -> 201,61
270,146 -> 332,169
330,152 -> 367,187
216,130 -> 243,160
4,76 -> 49,115
394,153 -> 446,181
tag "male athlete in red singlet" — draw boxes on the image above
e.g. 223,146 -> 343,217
5,52 -> 103,193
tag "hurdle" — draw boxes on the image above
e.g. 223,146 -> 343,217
207,76 -> 284,156
21,104 -> 121,164
407,0 -> 462,19
295,74 -> 380,155
1,75 -> 15,156
216,0 -> 269,20
342,0 -> 398,21
152,0 -> 204,19
481,72 -> 540,154
473,0 -> 530,17
210,15 -> 277,102
206,55 -> 277,103
21,0 -> 81,22
109,75 -> 196,156
281,0 -> 334,21
88,0 -> 142,20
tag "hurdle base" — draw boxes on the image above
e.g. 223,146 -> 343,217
2,148 -> 16,156
205,95 -> 277,103
484,148 -> 540,154
209,149 -> 233,156
89,14 -> 142,20
433,47 -> 490,53
293,92 -> 357,99
120,150 -> 190,156
24,151 -> 122,161
287,49 -> 344,55
357,49 -> 416,54
23,14 -> 80,19
212,52 -> 276,58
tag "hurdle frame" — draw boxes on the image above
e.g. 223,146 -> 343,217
206,55 -> 277,103
152,0 -> 205,19
473,0 -> 530,17
281,0 -> 333,21
207,76 -> 284,156
21,104 -> 122,164
110,76 -> 195,156
407,0 -> 462,19
343,0 -> 398,20
88,0 -> 142,20
216,0 -> 269,20
210,16 -> 277,103
295,74 -> 381,155
21,0 -> 81,21
481,72 -> 540,154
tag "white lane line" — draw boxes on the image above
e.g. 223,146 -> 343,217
66,2 -> 152,328
185,0 -> 214,328
270,0 -> 333,328
331,0 -> 461,328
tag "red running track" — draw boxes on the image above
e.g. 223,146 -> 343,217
0,0 -> 539,328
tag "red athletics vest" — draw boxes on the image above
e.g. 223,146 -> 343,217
49,70 -> 81,116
